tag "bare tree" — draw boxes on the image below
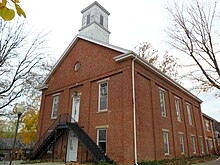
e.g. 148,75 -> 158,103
166,0 -> 220,95
0,19 -> 53,114
135,42 -> 180,82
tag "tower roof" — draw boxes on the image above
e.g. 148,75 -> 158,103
81,1 -> 110,15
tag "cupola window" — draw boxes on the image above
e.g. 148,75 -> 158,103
100,15 -> 103,26
86,14 -> 90,25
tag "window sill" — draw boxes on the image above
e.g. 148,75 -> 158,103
177,120 -> 183,123
162,115 -> 167,119
97,110 -> 108,114
165,153 -> 170,157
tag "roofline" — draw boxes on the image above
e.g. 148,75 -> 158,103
114,53 -> 203,103
202,113 -> 217,122
40,34 -> 131,88
81,1 -> 110,15
79,21 -> 111,34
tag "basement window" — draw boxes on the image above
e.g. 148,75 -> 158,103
97,129 -> 107,153
191,135 -> 196,154
163,129 -> 169,155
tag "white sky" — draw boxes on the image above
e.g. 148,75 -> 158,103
21,0 -> 220,121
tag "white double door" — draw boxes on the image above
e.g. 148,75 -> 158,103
66,95 -> 80,162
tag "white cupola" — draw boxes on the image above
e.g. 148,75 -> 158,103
79,1 -> 111,43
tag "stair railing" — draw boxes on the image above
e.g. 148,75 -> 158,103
33,113 -> 71,152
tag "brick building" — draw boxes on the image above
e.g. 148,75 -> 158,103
34,2 -> 209,165
202,113 -> 219,155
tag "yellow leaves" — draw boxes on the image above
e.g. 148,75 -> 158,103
19,108 -> 39,145
15,3 -> 26,17
0,4 -> 15,21
0,0 -> 26,21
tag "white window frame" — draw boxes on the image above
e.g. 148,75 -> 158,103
97,128 -> 107,153
208,138 -> 213,151
191,135 -> 196,154
179,132 -> 184,154
187,103 -> 193,125
163,129 -> 169,155
175,96 -> 181,122
199,136 -> 204,154
159,88 -> 166,117
98,81 -> 108,111
205,120 -> 210,131
51,94 -> 60,119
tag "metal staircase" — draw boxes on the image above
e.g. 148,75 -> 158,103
30,114 -> 112,163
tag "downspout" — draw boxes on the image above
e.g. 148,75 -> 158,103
132,56 -> 138,165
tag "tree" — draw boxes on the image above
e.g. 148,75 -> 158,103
0,0 -> 26,21
166,0 -> 220,96
19,106 -> 38,146
135,42 -> 180,82
0,19 -> 53,115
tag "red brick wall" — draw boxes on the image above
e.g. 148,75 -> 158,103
134,62 -> 205,161
37,39 -> 205,165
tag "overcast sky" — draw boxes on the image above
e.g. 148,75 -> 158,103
21,0 -> 220,121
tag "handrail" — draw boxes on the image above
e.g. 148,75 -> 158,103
32,113 -> 72,151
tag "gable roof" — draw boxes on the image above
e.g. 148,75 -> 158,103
40,34 -> 202,103
39,34 -> 131,89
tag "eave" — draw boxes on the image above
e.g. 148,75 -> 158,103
114,53 -> 203,103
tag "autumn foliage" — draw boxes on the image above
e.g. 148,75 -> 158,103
19,108 -> 38,145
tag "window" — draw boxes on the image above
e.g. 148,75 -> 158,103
179,133 -> 184,154
208,138 -> 213,151
186,103 -> 192,125
51,95 -> 59,119
159,88 -> 166,117
199,137 -> 204,154
98,82 -> 108,111
205,120 -> 210,131
163,130 -> 169,155
86,14 -> 90,25
100,15 -> 103,26
175,97 -> 181,122
97,129 -> 107,153
191,135 -> 196,154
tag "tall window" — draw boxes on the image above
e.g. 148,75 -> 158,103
51,95 -> 59,119
86,14 -> 90,25
205,120 -> 210,131
191,135 -> 196,154
175,97 -> 181,122
100,15 -> 104,26
97,129 -> 107,153
99,82 -> 108,111
199,136 -> 204,154
159,88 -> 166,117
208,138 -> 213,151
179,133 -> 184,154
187,103 -> 192,125
163,130 -> 169,155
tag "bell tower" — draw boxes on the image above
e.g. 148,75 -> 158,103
79,1 -> 111,43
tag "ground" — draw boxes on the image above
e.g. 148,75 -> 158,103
1,159 -> 220,165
